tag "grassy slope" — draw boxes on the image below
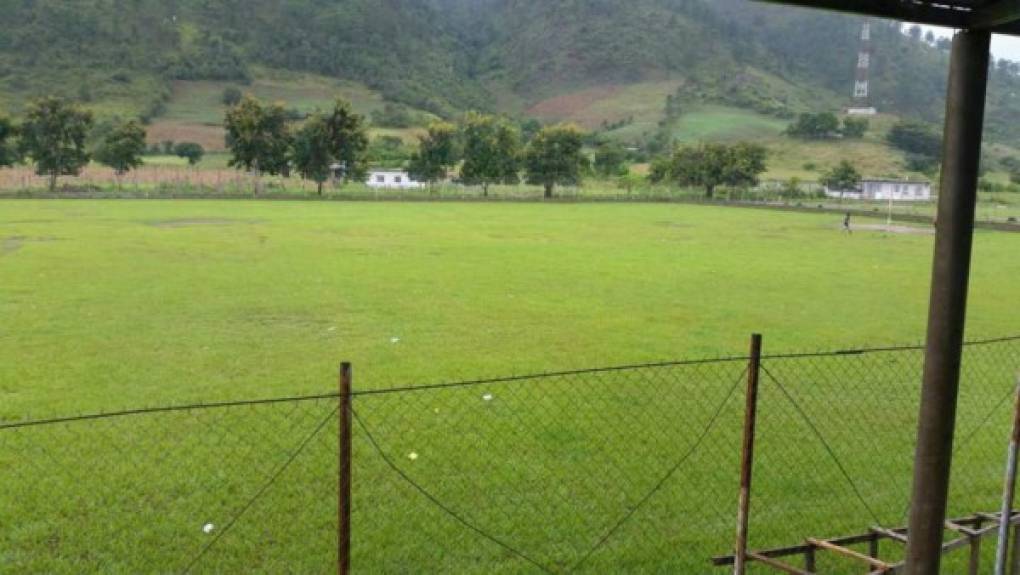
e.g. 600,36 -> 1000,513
147,67 -> 424,152
1,200 -> 1017,573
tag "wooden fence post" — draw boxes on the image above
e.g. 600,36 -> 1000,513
734,334 -> 763,575
339,362 -> 353,575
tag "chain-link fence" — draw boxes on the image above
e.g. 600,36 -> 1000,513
0,395 -> 341,574
1,335 -> 1018,573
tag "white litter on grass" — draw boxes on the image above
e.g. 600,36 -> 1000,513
203,523 -> 215,534
408,452 -> 419,461
390,337 -> 400,344
482,393 -> 494,402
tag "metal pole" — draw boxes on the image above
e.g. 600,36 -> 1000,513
995,379 -> 1020,575
1012,518 -> 1020,575
904,29 -> 991,575
339,362 -> 353,575
973,517 -> 984,575
734,334 -> 763,575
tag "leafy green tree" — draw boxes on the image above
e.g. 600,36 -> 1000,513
662,142 -> 767,198
291,115 -> 334,195
841,117 -> 869,139
820,160 -> 861,200
18,97 -> 94,191
648,155 -> 673,184
224,95 -> 291,192
371,103 -> 417,128
460,113 -> 521,196
0,113 -> 18,167
323,99 -> 370,184
367,136 -> 412,168
786,112 -> 840,139
173,142 -> 205,166
887,120 -> 942,159
524,124 -> 587,199
408,121 -> 459,187
94,120 -> 147,182
594,141 -> 629,177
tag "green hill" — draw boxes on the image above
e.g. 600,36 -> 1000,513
3,0 -> 1020,152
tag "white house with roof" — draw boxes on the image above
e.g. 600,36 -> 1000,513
825,178 -> 932,202
366,169 -> 424,189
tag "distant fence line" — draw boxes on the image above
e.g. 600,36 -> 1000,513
1,334 -> 1019,573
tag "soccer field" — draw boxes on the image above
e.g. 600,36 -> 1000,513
1,200 -> 1019,573
2,199 -> 1017,414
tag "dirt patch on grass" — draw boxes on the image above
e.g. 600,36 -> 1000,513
1,236 -> 61,255
654,221 -> 693,229
2,236 -> 24,254
850,224 -> 935,236
144,218 -> 261,228
527,85 -> 624,122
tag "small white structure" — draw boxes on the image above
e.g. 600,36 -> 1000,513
826,179 -> 932,202
366,170 -> 423,190
846,107 -> 878,116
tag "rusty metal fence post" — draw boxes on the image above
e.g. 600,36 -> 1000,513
734,334 -> 763,575
339,363 -> 353,575
995,377 -> 1020,575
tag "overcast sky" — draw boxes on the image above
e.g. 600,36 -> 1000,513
920,25 -> 1020,62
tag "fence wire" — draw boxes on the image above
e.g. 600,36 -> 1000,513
0,396 -> 340,574
1,336 -> 1018,574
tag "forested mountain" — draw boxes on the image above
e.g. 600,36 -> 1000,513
2,0 -> 1020,144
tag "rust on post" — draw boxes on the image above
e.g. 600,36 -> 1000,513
970,517 -> 983,575
734,334 -> 764,575
339,362 -> 353,575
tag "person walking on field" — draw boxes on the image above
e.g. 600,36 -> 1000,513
843,212 -> 853,234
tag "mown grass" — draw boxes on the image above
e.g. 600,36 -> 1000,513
668,105 -> 788,144
0,200 -> 1018,573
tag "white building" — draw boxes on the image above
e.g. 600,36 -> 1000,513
825,179 -> 932,202
365,170 -> 424,189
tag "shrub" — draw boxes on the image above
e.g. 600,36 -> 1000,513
786,112 -> 840,139
222,87 -> 243,107
173,142 -> 205,166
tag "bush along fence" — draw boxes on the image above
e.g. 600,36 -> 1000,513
1,335 -> 1019,574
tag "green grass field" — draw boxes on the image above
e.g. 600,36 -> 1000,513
1,200 -> 1018,573
668,105 -> 788,144
2,200 -> 1018,417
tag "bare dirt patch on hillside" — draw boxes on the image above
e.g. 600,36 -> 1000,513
527,85 -> 624,125
146,121 -> 226,152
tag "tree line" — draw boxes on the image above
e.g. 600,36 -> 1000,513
0,97 -> 207,191
407,113 -> 588,198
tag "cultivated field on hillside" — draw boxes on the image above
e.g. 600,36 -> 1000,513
145,69 -> 427,151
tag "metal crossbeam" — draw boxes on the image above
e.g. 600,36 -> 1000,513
714,511 -> 1020,574
755,0 -> 1020,35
